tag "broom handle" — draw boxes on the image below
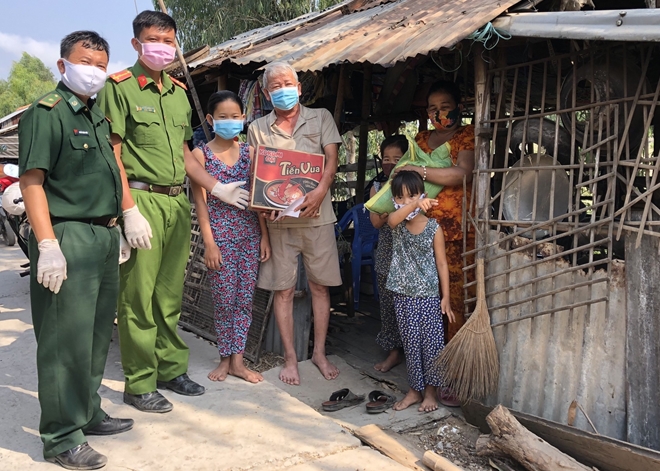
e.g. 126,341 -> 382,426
476,258 -> 486,302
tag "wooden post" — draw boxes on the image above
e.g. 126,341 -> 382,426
157,0 -> 211,142
625,228 -> 660,450
217,74 -> 227,91
491,48 -> 508,221
333,64 -> 346,129
473,44 -> 491,252
356,64 -> 372,204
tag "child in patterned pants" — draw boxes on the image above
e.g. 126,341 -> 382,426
191,91 -> 270,384
370,135 -> 407,373
386,170 -> 455,412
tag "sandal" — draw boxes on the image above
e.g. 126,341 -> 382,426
365,390 -> 396,414
322,389 -> 365,412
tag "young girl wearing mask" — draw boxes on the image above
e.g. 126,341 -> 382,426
386,171 -> 454,413
191,91 -> 270,384
370,135 -> 408,373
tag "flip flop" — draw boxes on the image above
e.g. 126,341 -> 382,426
322,389 -> 365,412
365,390 -> 396,414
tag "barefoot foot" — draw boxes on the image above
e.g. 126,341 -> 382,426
228,355 -> 263,383
419,386 -> 439,413
279,359 -> 300,385
374,349 -> 403,372
311,353 -> 339,380
392,389 -> 423,411
208,357 -> 230,381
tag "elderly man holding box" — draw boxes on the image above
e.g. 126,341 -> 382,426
247,61 -> 342,385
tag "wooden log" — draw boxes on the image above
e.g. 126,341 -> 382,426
422,450 -> 466,471
463,400 -> 660,471
475,405 -> 593,471
353,424 -> 426,471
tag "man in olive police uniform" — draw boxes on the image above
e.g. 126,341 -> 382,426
19,31 -> 133,470
98,11 -> 248,413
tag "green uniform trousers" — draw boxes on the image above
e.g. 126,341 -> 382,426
117,190 -> 191,395
29,222 -> 120,458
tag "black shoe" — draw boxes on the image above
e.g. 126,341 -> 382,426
123,391 -> 173,413
157,373 -> 205,396
45,443 -> 107,470
85,415 -> 134,436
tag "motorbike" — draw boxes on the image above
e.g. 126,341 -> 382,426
1,181 -> 31,276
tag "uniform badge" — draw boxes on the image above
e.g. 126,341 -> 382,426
73,129 -> 90,136
137,75 -> 148,88
135,106 -> 156,113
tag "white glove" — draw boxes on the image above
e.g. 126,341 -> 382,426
123,205 -> 152,249
37,239 -> 67,294
211,181 -> 249,210
118,228 -> 131,264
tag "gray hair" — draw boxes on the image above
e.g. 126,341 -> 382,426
263,62 -> 298,90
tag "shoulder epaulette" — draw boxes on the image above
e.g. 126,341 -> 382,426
109,69 -> 132,83
169,75 -> 188,90
37,92 -> 62,109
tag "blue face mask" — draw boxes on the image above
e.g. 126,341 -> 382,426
213,119 -> 244,140
269,86 -> 299,111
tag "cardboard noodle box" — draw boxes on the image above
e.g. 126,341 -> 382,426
251,145 -> 325,212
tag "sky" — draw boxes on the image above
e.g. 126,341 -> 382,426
0,0 -> 156,80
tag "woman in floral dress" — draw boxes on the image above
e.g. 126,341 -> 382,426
191,91 -> 270,383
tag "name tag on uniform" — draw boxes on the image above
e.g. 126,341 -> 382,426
73,129 -> 89,136
136,106 -> 156,113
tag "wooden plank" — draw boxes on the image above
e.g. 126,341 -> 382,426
422,451 -> 465,471
352,424 -> 427,471
462,401 -> 660,471
625,232 -> 660,449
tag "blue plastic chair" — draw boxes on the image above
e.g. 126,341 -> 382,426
336,203 -> 380,310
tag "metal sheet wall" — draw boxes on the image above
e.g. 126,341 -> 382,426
484,231 -> 627,440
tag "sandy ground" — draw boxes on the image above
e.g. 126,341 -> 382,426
0,245 -> 409,471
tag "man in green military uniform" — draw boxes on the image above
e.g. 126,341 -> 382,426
97,11 -> 248,413
19,31 -> 133,470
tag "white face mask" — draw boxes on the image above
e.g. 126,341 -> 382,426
61,59 -> 107,97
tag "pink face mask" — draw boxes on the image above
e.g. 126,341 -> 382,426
140,42 -> 176,71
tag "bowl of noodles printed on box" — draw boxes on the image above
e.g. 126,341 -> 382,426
263,178 -> 317,208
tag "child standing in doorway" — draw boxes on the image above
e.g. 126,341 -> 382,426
370,135 -> 408,373
191,91 -> 270,384
386,170 -> 454,412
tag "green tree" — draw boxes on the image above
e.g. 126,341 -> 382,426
0,53 -> 56,117
155,0 -> 341,51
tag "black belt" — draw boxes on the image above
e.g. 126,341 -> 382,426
128,180 -> 184,197
51,216 -> 118,227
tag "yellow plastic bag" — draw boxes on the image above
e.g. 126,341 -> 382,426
365,139 -> 452,214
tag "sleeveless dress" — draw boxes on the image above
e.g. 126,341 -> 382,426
387,218 -> 445,392
202,142 -> 261,356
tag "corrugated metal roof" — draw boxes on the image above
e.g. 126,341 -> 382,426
0,106 -> 27,128
188,0 -> 521,73
494,10 -> 660,42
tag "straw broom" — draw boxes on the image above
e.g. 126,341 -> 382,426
435,258 -> 499,403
